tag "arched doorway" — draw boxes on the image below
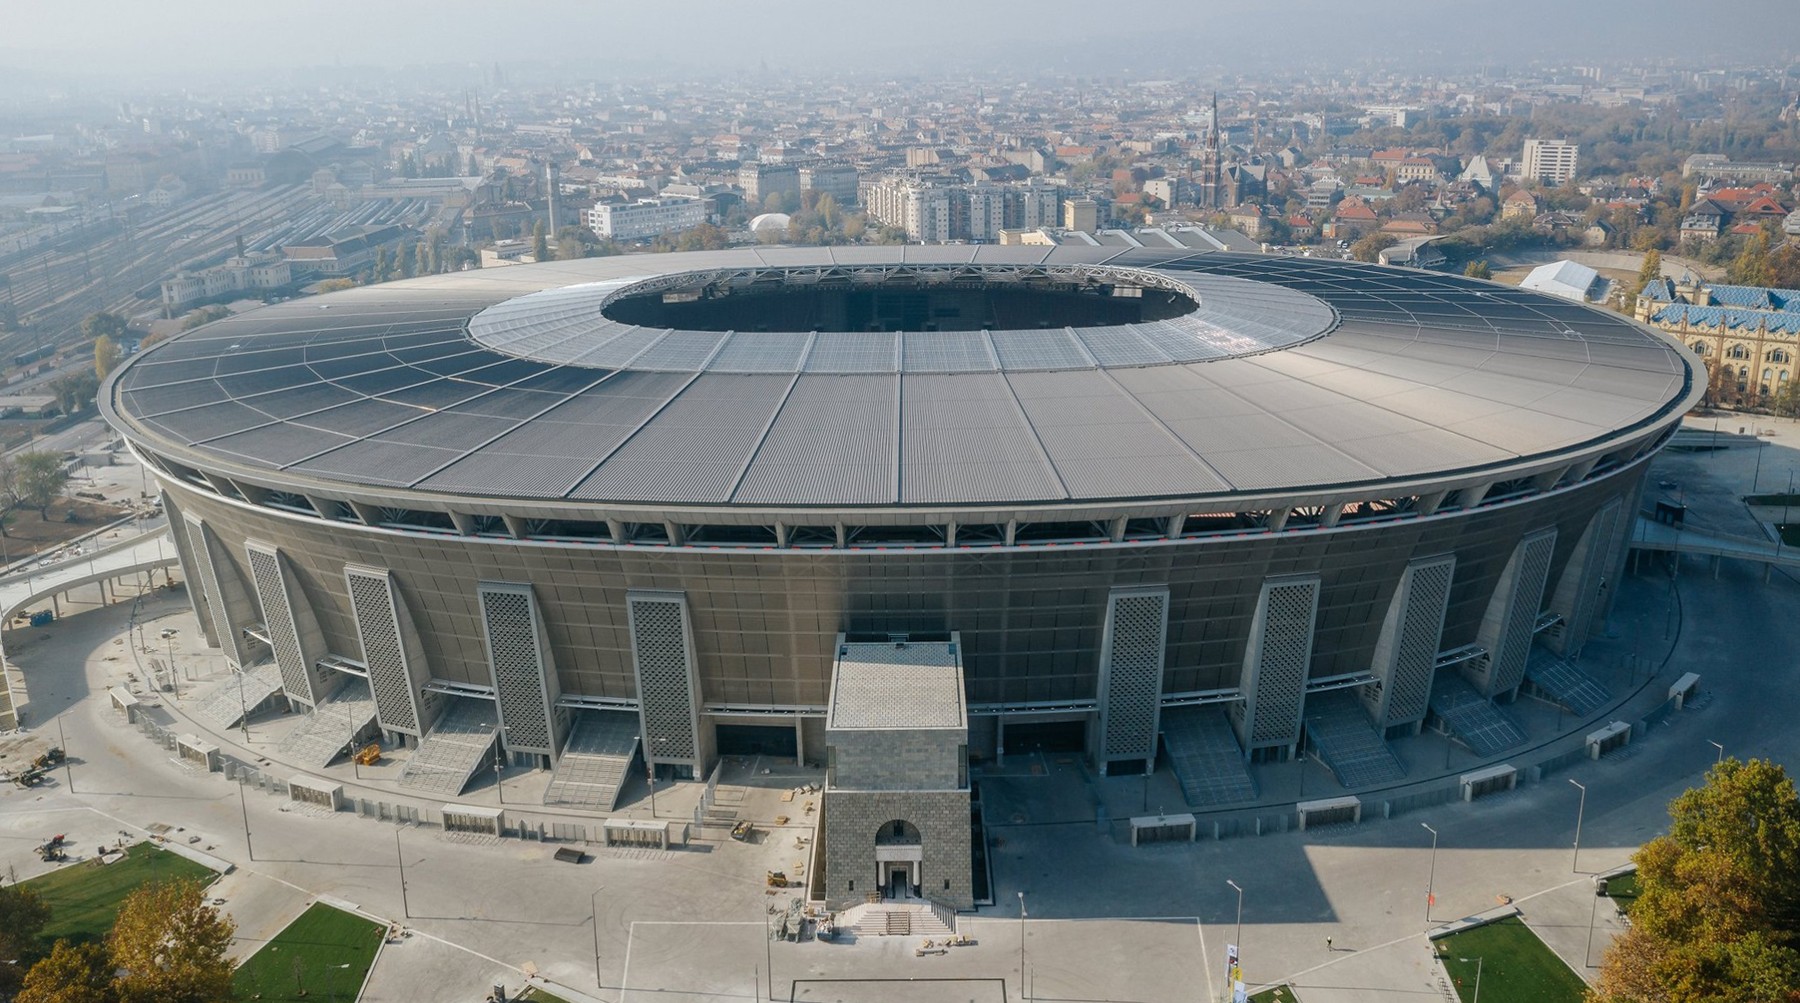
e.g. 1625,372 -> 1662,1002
875,819 -> 922,899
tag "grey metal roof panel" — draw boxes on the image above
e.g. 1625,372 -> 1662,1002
201,421 -> 357,469
1203,444 -> 1381,490
569,373 -> 794,503
803,331 -> 898,373
1331,428 -> 1513,474
419,370 -> 691,496
734,374 -> 898,505
711,331 -> 811,372
899,373 -> 1064,504
1005,370 -> 1228,497
291,438 -> 468,487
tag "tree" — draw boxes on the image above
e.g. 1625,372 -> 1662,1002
1350,232 -> 1397,262
16,941 -> 116,1003
13,450 -> 70,518
532,220 -> 549,263
107,877 -> 234,1003
1463,260 -> 1493,280
48,369 -> 99,416
1636,249 -> 1663,292
415,241 -> 431,277
315,277 -> 357,294
372,247 -> 390,283
93,334 -> 121,381
79,311 -> 127,343
0,883 -> 52,995
180,305 -> 232,331
1730,230 -> 1773,287
1594,758 -> 1800,1003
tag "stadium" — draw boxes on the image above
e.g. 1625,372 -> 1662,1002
103,246 -> 1698,905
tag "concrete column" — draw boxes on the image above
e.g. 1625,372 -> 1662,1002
995,715 -> 1006,765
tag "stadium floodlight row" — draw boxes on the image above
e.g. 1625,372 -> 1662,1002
103,246 -> 1700,811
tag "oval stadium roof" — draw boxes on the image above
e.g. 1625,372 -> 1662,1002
107,246 -> 1698,512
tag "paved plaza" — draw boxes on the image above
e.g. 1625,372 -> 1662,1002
3,418 -> 1799,1002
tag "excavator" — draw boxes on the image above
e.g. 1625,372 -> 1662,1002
353,743 -> 381,766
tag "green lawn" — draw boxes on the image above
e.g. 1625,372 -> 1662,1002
1436,918 -> 1587,1003
1779,523 -> 1800,546
1249,984 -> 1299,1003
1744,493 -> 1800,506
519,988 -> 575,1003
21,843 -> 215,947
1602,872 -> 1641,914
232,902 -> 384,1003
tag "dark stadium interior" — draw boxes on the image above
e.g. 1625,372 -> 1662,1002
601,278 -> 1196,332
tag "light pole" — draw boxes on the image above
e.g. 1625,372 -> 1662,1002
236,671 -> 251,743
1225,879 -> 1243,1001
1016,891 -> 1029,1000
636,736 -> 657,817
239,781 -> 253,861
56,713 -> 72,792
1569,779 -> 1587,873
395,828 -> 409,919
1421,823 -> 1439,925
1458,956 -> 1484,1003
1709,740 -> 1724,764
1585,886 -> 1601,967
591,888 -> 603,989
492,740 -> 504,804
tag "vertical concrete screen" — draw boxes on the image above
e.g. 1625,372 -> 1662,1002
1097,586 -> 1168,773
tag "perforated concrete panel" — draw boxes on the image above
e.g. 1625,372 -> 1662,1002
245,542 -> 331,707
1232,576 -> 1320,751
161,491 -> 216,650
477,581 -> 564,757
1362,555 -> 1455,728
627,590 -> 703,774
1469,528 -> 1558,698
346,565 -> 439,736
1097,587 -> 1168,771
1544,500 -> 1619,657
185,518 -> 261,669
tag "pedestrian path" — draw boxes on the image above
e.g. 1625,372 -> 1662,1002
542,710 -> 639,810
1162,706 -> 1258,807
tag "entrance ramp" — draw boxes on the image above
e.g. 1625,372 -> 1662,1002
1429,674 -> 1528,757
1302,690 -> 1407,788
1525,650 -> 1611,717
276,678 -> 378,769
190,663 -> 283,730
397,697 -> 498,797
543,710 -> 640,809
1161,706 -> 1257,807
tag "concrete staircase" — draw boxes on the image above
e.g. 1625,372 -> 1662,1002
839,901 -> 956,938
1162,706 -> 1257,807
543,710 -> 639,809
1430,674 -> 1528,757
190,664 -> 284,730
398,697 -> 499,797
275,678 -> 377,769
1303,690 -> 1407,788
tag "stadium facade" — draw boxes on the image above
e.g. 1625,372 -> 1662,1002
104,247 -> 1699,907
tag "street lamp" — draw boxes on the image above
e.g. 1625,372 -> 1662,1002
1458,956 -> 1484,1003
1585,885 -> 1601,968
1017,891 -> 1028,1002
636,736 -> 658,817
1421,823 -> 1439,925
1225,879 -> 1243,1000
1709,740 -> 1724,764
601,889 -> 615,986
239,781 -> 253,861
492,740 -> 504,804
1569,779 -> 1587,873
395,828 -> 409,919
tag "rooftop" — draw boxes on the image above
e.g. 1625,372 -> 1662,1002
826,639 -> 967,732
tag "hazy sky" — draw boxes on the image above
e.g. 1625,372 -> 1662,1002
4,0 -> 1798,86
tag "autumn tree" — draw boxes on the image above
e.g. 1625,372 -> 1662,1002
1730,230 -> 1773,287
0,883 -> 53,996
48,369 -> 99,416
180,305 -> 232,331
533,219 -> 549,262
16,940 -> 115,1003
107,877 -> 234,1003
1350,232 -> 1397,262
12,450 -> 71,518
1593,758 -> 1800,1003
1463,260 -> 1493,280
1635,249 -> 1662,294
93,335 -> 121,381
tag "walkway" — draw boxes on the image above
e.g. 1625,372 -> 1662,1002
1630,515 -> 1800,570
